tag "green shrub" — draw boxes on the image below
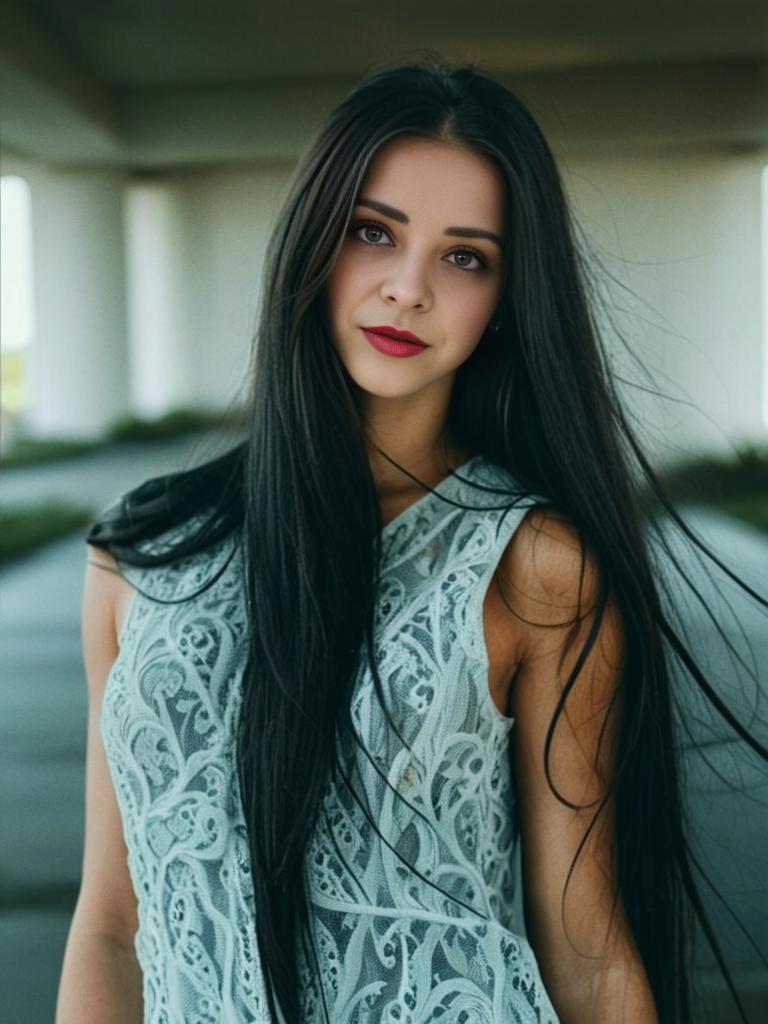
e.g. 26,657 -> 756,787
0,876 -> 80,912
0,437 -> 99,466
0,406 -> 246,467
0,501 -> 95,564
653,443 -> 768,535
105,407 -> 237,442
657,442 -> 768,503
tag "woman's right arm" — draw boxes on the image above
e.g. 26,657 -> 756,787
56,545 -> 143,1023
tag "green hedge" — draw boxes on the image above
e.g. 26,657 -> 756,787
0,501 -> 95,565
0,876 -> 80,912
106,407 -> 243,442
0,407 -> 246,468
0,437 -> 99,465
653,443 -> 768,535
655,443 -> 767,502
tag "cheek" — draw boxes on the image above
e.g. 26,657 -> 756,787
326,250 -> 364,309
324,258 -> 366,354
443,283 -> 498,340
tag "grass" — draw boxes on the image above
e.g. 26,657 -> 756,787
106,407 -> 243,442
0,407 -> 246,468
710,498 -> 768,535
0,437 -> 99,465
0,878 -> 80,913
654,442 -> 768,536
0,502 -> 95,566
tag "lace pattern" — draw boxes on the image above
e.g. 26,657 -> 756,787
99,458 -> 560,1022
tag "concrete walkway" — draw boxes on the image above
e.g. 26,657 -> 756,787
0,439 -> 766,1022
0,428 -> 246,512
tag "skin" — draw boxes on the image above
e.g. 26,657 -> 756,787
324,134 -> 506,517
58,137 -> 655,1023
325,135 -> 657,1021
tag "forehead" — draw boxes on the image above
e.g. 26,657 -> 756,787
357,136 -> 506,229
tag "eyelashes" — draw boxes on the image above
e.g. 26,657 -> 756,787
347,219 -> 490,273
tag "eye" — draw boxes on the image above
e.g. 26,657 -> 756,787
446,249 -> 487,272
349,220 -> 393,247
348,219 -> 489,273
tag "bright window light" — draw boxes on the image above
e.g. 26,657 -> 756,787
1,175 -> 34,414
1,175 -> 34,352
762,163 -> 768,430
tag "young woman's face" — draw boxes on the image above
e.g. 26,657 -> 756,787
324,136 -> 506,401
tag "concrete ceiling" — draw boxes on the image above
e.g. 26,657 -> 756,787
1,0 -> 767,167
18,0 -> 768,86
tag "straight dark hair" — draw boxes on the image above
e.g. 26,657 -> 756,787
88,56 -> 768,1022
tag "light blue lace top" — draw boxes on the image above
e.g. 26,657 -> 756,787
99,454 -> 560,1023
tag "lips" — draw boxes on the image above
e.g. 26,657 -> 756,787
361,328 -> 428,359
365,325 -> 427,346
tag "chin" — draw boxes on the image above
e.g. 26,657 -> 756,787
351,375 -> 430,400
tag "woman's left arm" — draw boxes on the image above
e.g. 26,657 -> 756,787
500,509 -> 658,1024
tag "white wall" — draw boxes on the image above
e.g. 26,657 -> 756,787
125,162 -> 293,418
175,162 -> 292,411
562,145 -> 768,467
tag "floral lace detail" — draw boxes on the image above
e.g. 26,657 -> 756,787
100,517 -> 266,1023
299,461 -> 559,1022
99,459 -> 559,1023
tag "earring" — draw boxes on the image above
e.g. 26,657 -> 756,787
491,318 -> 501,333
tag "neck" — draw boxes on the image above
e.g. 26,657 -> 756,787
365,433 -> 472,503
360,377 -> 471,500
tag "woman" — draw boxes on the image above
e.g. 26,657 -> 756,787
58,57 -> 767,1023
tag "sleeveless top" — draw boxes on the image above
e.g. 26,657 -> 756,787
98,454 -> 561,1024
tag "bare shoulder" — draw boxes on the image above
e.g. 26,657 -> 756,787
483,506 -> 601,716
498,505 -> 625,720
497,505 -> 603,639
83,544 -> 136,657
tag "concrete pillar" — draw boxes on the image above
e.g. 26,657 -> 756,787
125,179 -> 194,417
173,163 -> 290,415
20,162 -> 131,440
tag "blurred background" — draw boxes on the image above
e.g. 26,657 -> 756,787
0,1 -> 766,1021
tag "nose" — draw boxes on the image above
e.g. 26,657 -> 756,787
379,251 -> 433,313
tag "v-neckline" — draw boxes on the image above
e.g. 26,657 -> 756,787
379,454 -> 481,537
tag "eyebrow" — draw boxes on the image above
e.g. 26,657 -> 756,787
355,196 -> 504,250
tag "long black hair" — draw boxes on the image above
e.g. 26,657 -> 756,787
87,55 -> 768,1022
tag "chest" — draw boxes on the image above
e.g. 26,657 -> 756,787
113,532 -> 523,723
380,497 -> 523,721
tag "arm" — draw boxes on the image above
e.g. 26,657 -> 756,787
501,510 -> 657,1024
56,546 -> 143,1023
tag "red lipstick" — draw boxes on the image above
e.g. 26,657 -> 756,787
361,325 -> 428,359
367,325 -> 427,345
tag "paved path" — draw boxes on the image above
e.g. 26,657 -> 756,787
0,440 -> 765,1022
0,428 -> 245,511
